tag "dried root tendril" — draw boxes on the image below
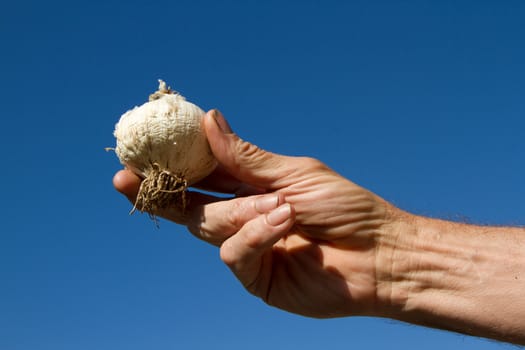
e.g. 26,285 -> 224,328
131,164 -> 188,223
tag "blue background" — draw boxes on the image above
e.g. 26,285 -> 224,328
1,0 -> 524,349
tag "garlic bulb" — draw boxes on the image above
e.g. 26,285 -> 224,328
113,80 -> 217,214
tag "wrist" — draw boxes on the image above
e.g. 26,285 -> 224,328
374,209 -> 525,343
374,213 -> 475,319
374,210 -> 483,319
373,207 -> 420,317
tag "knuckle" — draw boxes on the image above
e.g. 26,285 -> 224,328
243,227 -> 265,249
219,243 -> 236,267
236,140 -> 266,165
225,199 -> 245,230
300,156 -> 327,171
236,139 -> 261,157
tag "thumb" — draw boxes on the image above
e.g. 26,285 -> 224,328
204,110 -> 291,189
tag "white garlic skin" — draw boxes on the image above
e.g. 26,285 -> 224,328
114,93 -> 217,185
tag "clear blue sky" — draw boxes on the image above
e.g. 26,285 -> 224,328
1,0 -> 524,349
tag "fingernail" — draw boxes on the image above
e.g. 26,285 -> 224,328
266,203 -> 292,226
211,109 -> 233,134
255,194 -> 279,213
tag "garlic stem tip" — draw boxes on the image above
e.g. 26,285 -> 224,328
157,79 -> 173,94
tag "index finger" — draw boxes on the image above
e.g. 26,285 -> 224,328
113,169 -> 286,246
184,192 -> 286,246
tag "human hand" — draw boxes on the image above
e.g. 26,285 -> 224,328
113,110 -> 404,318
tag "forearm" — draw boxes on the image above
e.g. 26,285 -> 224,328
376,212 -> 525,344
